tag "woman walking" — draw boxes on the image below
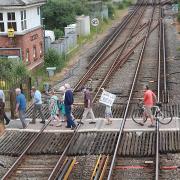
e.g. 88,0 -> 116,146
49,90 -> 61,127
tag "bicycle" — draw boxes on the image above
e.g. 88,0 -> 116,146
132,101 -> 173,125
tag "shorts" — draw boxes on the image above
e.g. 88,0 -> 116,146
105,112 -> 112,118
144,106 -> 153,117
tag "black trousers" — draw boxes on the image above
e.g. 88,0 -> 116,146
4,113 -> 10,123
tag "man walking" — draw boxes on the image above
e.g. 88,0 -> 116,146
80,86 -> 96,124
64,83 -> 76,129
15,88 -> 27,129
31,86 -> 45,124
0,89 -> 10,125
142,85 -> 157,127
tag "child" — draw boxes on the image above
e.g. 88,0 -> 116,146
58,86 -> 66,122
105,105 -> 113,125
101,88 -> 113,125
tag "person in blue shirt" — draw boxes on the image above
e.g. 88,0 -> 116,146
15,88 -> 27,129
31,86 -> 45,124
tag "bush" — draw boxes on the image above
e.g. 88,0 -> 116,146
44,48 -> 60,68
13,61 -> 28,78
44,48 -> 66,70
123,0 -> 133,7
117,3 -> 124,9
0,59 -> 28,81
178,13 -> 180,22
53,28 -> 64,40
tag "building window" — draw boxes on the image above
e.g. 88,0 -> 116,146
26,49 -> 29,62
33,46 -> 37,60
7,12 -> 17,31
0,13 -> 4,32
37,7 -> 40,15
21,10 -> 27,30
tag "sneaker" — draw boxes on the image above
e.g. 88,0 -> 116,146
40,121 -> 45,124
5,120 -> 10,125
29,121 -> 35,124
77,121 -> 84,124
71,125 -> 77,130
89,121 -> 96,124
65,126 -> 71,128
106,122 -> 112,125
56,123 -> 62,127
148,124 -> 155,128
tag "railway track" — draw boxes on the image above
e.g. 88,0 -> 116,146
0,131 -> 180,157
1,0 -> 179,179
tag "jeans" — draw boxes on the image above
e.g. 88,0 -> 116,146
32,104 -> 45,123
19,110 -> 26,128
65,105 -> 75,128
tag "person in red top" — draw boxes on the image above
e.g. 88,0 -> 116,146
143,85 -> 157,127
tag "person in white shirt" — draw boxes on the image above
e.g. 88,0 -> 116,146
31,87 -> 45,124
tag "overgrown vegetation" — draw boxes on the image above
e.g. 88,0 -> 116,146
0,59 -> 28,81
178,2 -> 180,22
44,48 -> 66,70
42,0 -> 89,39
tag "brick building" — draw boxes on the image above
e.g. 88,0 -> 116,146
0,0 -> 47,70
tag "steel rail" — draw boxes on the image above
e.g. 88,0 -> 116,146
91,2 -> 147,102
107,2 -> 156,179
162,8 -> 168,102
48,125 -> 81,180
73,2 -> 143,92
73,21 -> 149,93
2,119 -> 52,179
156,5 -> 164,180
92,21 -> 159,102
87,1 -> 143,68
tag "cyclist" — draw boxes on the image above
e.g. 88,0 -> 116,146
140,85 -> 157,127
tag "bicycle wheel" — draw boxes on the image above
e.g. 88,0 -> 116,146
157,110 -> 173,125
132,108 -> 147,125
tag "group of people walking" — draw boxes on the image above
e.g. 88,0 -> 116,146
47,83 -> 75,129
0,83 -> 157,130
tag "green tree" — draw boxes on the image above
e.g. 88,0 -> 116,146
53,28 -> 64,39
42,0 -> 76,31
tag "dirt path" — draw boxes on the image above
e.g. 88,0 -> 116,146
49,9 -> 128,87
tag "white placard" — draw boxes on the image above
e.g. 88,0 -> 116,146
99,90 -> 116,107
91,18 -> 99,27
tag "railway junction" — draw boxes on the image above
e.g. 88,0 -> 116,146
1,0 -> 180,179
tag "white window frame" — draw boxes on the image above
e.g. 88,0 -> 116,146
7,12 -> 17,31
37,7 -> 40,16
21,10 -> 27,30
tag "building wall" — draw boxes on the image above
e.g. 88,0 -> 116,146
0,27 -> 43,64
26,6 -> 41,30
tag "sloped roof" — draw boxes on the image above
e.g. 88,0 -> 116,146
0,0 -> 46,6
